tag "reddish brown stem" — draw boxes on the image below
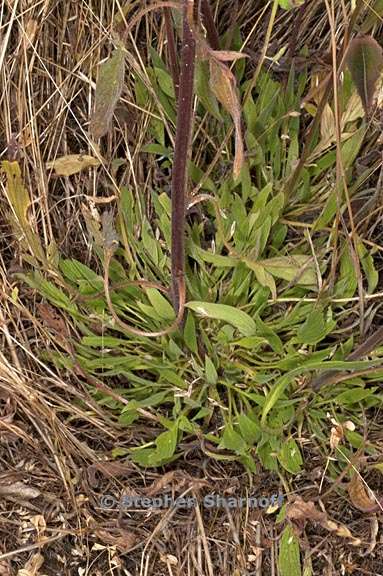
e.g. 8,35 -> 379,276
171,0 -> 196,313
200,0 -> 220,50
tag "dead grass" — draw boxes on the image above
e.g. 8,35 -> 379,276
1,1 -> 383,574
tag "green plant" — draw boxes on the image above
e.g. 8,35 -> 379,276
2,3 -> 383,477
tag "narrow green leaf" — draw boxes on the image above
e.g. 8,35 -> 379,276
155,425 -> 178,460
278,439 -> 303,474
237,413 -> 261,445
184,312 -> 198,354
261,375 -> 290,424
296,309 -> 335,345
259,255 -> 317,286
186,301 -> 257,336
278,525 -> 301,576
90,47 -> 125,139
205,356 -> 218,385
146,288 -> 175,320
334,388 -> 375,405
219,425 -> 248,454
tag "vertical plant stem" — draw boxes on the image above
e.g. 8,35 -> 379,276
171,0 -> 196,313
200,0 -> 220,50
164,8 -> 180,98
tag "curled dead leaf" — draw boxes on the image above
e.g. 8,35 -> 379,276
210,50 -> 248,62
286,496 -> 327,524
0,482 -> 40,500
0,559 -> 11,576
30,515 -> 47,537
160,554 -> 178,566
46,154 -> 100,177
17,553 -> 44,576
286,496 -> 361,544
209,56 -> 244,179
329,418 -> 345,451
95,529 -> 137,553
347,473 -> 381,513
87,461 -> 134,487
37,303 -> 70,338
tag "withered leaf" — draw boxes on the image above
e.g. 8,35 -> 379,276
46,154 -> 100,177
95,529 -> 137,553
1,161 -> 45,263
17,553 -> 44,576
209,57 -> 244,179
286,496 -> 361,544
210,50 -> 248,62
37,303 -> 70,338
87,461 -> 133,487
286,496 -> 327,524
90,47 -> 125,139
0,481 -> 40,500
346,35 -> 383,114
347,473 -> 380,513
101,210 -> 119,251
0,560 -> 11,576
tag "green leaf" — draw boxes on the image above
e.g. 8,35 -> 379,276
59,259 -> 103,290
245,260 -> 277,297
278,525 -> 301,576
254,316 -> 284,354
184,312 -> 198,354
279,0 -> 305,9
154,67 -> 175,99
237,413 -> 261,445
257,440 -> 279,471
90,46 -> 125,139
145,288 -> 175,320
356,240 -> 378,293
361,0 -> 383,33
334,388 -> 375,405
141,143 -> 172,156
155,425 -> 178,460
205,356 -> 218,385
334,246 -> 358,297
261,375 -> 290,425
278,439 -> 303,474
219,425 -> 248,454
186,301 -> 257,336
346,35 -> 383,113
259,255 -> 317,286
296,308 -> 335,345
